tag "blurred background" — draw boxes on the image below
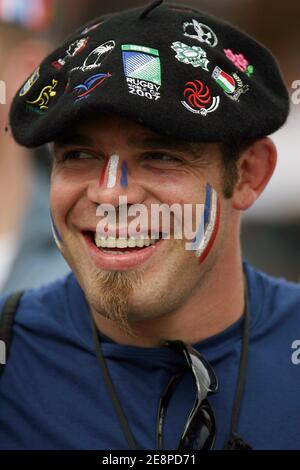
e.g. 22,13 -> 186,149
0,0 -> 299,294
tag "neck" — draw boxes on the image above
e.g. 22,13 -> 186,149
92,240 -> 245,348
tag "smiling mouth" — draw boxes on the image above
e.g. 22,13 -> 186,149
83,231 -> 163,255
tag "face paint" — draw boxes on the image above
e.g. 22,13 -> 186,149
186,183 -> 220,262
50,213 -> 63,249
120,160 -> 128,188
99,157 -> 109,187
107,154 -> 120,188
195,183 -> 220,264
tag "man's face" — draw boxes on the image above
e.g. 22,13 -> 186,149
50,114 -> 232,331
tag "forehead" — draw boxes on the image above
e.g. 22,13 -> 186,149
54,113 -> 204,156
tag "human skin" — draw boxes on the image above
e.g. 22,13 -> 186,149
50,113 -> 276,347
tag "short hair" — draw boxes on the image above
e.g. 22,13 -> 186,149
220,138 -> 258,198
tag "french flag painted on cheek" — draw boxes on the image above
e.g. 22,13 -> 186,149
188,183 -> 220,263
195,183 -> 221,264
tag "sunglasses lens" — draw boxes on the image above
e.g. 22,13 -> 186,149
162,341 -> 217,451
187,346 -> 218,393
178,403 -> 216,450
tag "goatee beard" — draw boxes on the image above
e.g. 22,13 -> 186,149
95,270 -> 143,337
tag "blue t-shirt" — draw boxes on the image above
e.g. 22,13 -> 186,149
0,263 -> 300,450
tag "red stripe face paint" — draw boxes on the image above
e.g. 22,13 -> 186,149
99,155 -> 120,188
193,183 -> 221,264
198,196 -> 220,264
99,157 -> 109,187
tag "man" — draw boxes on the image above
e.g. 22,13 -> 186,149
0,0 -> 299,450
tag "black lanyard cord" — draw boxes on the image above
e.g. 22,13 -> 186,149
223,274 -> 252,450
91,317 -> 139,450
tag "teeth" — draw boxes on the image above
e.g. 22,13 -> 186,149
127,238 -> 136,248
106,237 -> 116,248
94,234 -> 159,249
136,237 -> 144,248
116,238 -> 128,249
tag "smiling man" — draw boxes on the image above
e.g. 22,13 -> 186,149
50,115 -> 245,345
0,0 -> 299,451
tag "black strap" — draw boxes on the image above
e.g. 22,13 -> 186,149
223,275 -> 252,450
91,317 -> 139,450
0,290 -> 24,374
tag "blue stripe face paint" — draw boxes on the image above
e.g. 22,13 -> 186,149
50,212 -> 63,247
121,160 -> 128,188
203,183 -> 212,226
187,183 -> 211,251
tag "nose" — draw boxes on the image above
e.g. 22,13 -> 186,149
87,155 -> 147,208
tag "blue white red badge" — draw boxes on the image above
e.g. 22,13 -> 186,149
73,72 -> 112,102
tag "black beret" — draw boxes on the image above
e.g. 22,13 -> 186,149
9,0 -> 290,148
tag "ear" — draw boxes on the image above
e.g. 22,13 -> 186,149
231,137 -> 277,210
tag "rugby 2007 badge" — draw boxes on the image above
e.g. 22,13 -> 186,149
121,44 -> 161,101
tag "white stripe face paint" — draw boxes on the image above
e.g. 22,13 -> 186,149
195,188 -> 218,259
107,154 -> 120,188
51,221 -> 62,250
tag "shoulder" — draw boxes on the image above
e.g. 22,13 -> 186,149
0,273 -> 75,326
246,263 -> 300,306
245,263 -> 300,336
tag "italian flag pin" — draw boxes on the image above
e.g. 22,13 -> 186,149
212,66 -> 236,94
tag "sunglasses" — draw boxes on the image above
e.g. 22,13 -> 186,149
156,340 -> 218,450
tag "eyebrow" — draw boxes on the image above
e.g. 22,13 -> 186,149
54,134 -> 95,150
53,133 -> 205,160
127,136 -> 204,158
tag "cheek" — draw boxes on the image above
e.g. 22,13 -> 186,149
146,171 -> 203,205
50,169 -> 85,226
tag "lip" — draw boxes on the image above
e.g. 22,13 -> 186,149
82,232 -> 164,270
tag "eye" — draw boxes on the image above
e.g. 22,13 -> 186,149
142,152 -> 182,165
61,150 -> 96,162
